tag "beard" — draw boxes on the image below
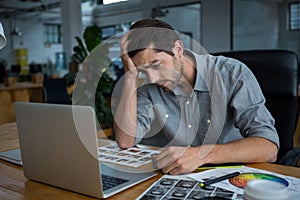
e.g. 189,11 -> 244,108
173,57 -> 184,86
156,57 -> 185,92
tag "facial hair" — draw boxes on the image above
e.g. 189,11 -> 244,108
173,57 -> 184,86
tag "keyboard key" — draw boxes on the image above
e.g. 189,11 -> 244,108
101,174 -> 129,191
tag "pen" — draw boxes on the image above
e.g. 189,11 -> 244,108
199,171 -> 240,188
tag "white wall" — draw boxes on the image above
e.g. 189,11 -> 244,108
0,16 -> 62,71
233,0 -> 300,58
2,0 -> 298,74
93,0 -> 231,53
151,3 -> 204,54
1,0 -> 231,71
201,0 -> 232,53
233,0 -> 279,50
278,0 -> 300,58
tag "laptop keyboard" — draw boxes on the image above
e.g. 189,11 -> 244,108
101,174 -> 129,191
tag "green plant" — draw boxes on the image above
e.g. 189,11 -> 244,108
67,24 -> 114,128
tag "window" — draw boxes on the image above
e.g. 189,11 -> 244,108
43,24 -> 62,44
289,2 -> 300,30
100,23 -> 131,40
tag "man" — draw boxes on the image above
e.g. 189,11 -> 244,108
113,18 -> 279,175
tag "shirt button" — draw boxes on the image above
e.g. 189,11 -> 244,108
186,101 -> 190,105
188,124 -> 192,128
165,114 -> 169,118
207,119 -> 211,124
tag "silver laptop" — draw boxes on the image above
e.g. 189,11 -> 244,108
14,102 -> 156,199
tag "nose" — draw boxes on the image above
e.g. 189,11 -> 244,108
146,70 -> 159,84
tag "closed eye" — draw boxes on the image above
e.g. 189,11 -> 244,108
138,60 -> 160,71
152,63 -> 160,69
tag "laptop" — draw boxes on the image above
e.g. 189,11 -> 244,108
14,102 -> 156,199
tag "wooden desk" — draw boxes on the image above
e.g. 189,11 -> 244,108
1,123 -> 300,200
0,82 -> 43,125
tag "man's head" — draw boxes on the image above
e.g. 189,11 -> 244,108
122,19 -> 190,92
126,18 -> 179,58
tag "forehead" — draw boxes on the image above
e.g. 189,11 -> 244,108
132,48 -> 167,67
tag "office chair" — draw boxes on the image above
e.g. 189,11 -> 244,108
43,78 -> 70,104
212,50 -> 299,163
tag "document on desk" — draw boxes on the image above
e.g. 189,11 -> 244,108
188,166 -> 300,199
138,166 -> 300,200
98,142 -> 160,168
137,173 -> 243,200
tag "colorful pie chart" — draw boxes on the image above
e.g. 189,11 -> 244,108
229,173 -> 289,188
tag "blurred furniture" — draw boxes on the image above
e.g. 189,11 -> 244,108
0,59 -> 5,83
29,64 -> 42,74
31,73 -> 44,84
29,64 -> 44,84
212,50 -> 298,162
10,64 -> 21,75
0,122 -> 300,199
43,78 -> 70,104
4,76 -> 17,86
295,115 -> 300,147
0,82 -> 43,125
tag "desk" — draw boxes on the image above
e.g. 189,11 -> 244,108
0,82 -> 43,125
1,123 -> 300,200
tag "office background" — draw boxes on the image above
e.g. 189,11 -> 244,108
0,0 -> 299,77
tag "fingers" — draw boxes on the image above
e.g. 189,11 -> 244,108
122,56 -> 136,73
160,157 -> 192,175
152,146 -> 202,175
152,147 -> 170,161
120,34 -> 138,76
120,33 -> 129,56
152,150 -> 178,174
152,147 -> 189,170
152,147 -> 176,169
161,161 -> 178,174
162,156 -> 199,175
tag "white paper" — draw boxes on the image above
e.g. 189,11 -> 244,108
98,142 -> 160,168
188,166 -> 300,199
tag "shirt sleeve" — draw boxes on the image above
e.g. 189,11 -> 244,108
230,65 -> 280,148
135,85 -> 156,145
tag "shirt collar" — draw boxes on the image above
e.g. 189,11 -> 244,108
185,50 -> 209,92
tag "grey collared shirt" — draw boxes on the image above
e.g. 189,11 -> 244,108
135,51 -> 279,148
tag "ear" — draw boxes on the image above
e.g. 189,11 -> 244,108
172,40 -> 184,58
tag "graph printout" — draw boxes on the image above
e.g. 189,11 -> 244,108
98,143 -> 160,168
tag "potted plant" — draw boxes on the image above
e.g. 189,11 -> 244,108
65,25 -> 114,136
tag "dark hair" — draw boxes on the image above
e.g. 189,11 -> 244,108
126,19 -> 179,58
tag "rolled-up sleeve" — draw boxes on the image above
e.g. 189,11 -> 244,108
230,66 -> 280,148
135,86 -> 156,144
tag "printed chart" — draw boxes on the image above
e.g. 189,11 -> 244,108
98,143 -> 160,168
137,175 -> 243,200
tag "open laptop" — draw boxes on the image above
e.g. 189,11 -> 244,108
14,102 -> 156,199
